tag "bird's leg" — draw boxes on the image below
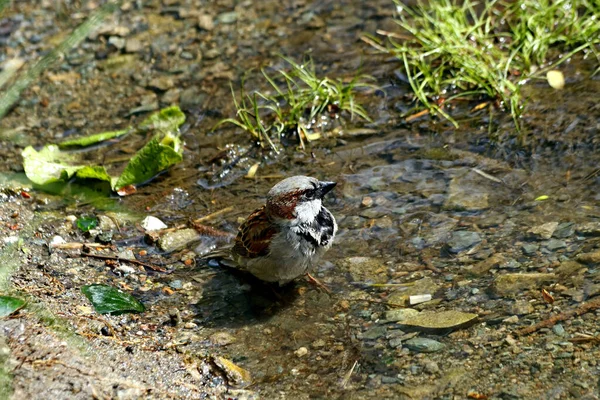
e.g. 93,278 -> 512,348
305,273 -> 331,294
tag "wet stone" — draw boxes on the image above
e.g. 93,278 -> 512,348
404,337 -> 445,353
527,222 -> 559,240
125,38 -> 143,53
493,273 -> 556,295
446,231 -> 482,253
158,228 -> 201,252
552,324 -> 566,337
359,326 -> 387,340
553,222 -> 575,239
469,253 -> 505,276
576,250 -> 600,265
443,174 -> 489,211
510,300 -> 534,315
543,239 -> 567,251
148,76 -> 175,92
198,14 -> 215,30
576,222 -> 600,236
218,11 -> 238,24
522,243 -> 539,255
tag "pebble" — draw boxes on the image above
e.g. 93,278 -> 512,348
543,239 -> 567,251
294,347 -> 308,357
510,300 -> 534,315
198,14 -> 215,30
404,337 -> 445,353
218,11 -> 238,24
141,216 -> 168,231
576,222 -> 600,236
359,326 -> 387,340
552,324 -> 566,337
522,243 -> 538,255
210,332 -> 236,346
493,273 -> 556,295
553,222 -> 575,238
50,235 -> 66,246
422,360 -> 440,374
527,222 -> 559,240
446,231 -> 482,253
125,38 -> 143,53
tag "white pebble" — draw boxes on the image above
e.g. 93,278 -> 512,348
141,216 -> 168,231
294,347 -> 308,357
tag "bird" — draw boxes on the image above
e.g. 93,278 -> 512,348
211,175 -> 338,286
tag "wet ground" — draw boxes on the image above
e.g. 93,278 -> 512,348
1,0 -> 600,399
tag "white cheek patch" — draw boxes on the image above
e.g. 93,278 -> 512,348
294,199 -> 322,224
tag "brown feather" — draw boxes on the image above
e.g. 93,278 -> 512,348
232,206 -> 279,259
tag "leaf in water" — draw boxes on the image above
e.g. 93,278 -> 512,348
535,195 -> 549,201
0,296 -> 25,317
113,132 -> 183,190
81,284 -> 145,315
138,105 -> 186,133
58,128 -> 130,149
22,145 -> 112,185
76,215 -> 98,232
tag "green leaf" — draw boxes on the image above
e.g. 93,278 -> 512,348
0,296 -> 26,318
81,284 -> 145,315
22,145 -> 113,186
76,215 -> 98,232
138,105 -> 186,133
535,195 -> 549,201
113,132 -> 183,190
58,128 -> 131,149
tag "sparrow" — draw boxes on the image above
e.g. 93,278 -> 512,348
223,175 -> 338,285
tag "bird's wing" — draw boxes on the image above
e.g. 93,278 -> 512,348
232,206 -> 279,259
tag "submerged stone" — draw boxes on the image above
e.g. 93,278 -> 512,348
404,337 -> 445,353
446,231 -> 482,253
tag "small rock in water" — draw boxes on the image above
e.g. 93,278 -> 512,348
422,360 -> 440,374
522,243 -> 538,255
576,250 -> 600,265
543,239 -> 567,251
50,235 -> 66,246
553,222 -> 575,239
404,337 -> 445,353
294,347 -> 308,357
493,273 -> 556,295
158,228 -> 201,252
527,222 -> 559,240
552,324 -> 566,337
359,326 -> 387,340
446,231 -> 482,253
510,300 -> 534,315
141,216 -> 168,231
576,222 -> 600,236
443,174 -> 489,211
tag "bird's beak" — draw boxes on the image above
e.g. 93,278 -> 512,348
317,181 -> 337,198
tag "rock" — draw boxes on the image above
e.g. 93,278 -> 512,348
117,249 -> 136,260
510,300 -> 534,315
162,87 -> 180,104
198,14 -> 215,30
385,308 -> 420,322
493,273 -> 556,295
98,215 -> 118,231
179,86 -> 206,109
469,253 -> 506,276
217,11 -> 238,24
148,76 -> 175,92
576,250 -> 600,265
553,222 -> 575,238
210,332 -> 236,346
409,294 -> 432,305
158,228 -> 201,252
50,235 -> 66,247
446,231 -> 482,253
339,257 -> 386,283
212,356 -> 251,387
552,324 -> 566,337
556,260 -> 587,278
521,243 -> 538,255
359,326 -> 387,340
443,175 -> 489,211
294,347 -> 308,357
125,38 -> 143,53
141,216 -> 168,231
404,337 -> 445,353
398,310 -> 478,332
108,36 -> 126,49
422,360 -> 440,374
527,222 -> 559,240
361,196 -> 374,207
543,239 -> 567,251
576,222 -> 600,236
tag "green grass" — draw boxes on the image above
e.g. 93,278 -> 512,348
216,56 -> 375,151
372,0 -> 599,128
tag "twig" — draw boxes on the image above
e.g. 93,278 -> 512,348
81,252 -> 168,273
515,296 -> 600,336
340,360 -> 359,388
190,221 -> 234,238
405,109 -> 430,122
193,206 -> 234,224
51,242 -> 113,250
346,298 -> 406,308
472,167 -> 503,183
